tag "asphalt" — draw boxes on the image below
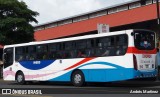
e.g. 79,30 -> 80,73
0,79 -> 160,97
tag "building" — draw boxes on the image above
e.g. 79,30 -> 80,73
34,0 -> 160,42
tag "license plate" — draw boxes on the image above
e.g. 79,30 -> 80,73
145,64 -> 149,68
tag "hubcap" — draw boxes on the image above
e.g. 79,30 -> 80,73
74,74 -> 81,84
17,75 -> 23,82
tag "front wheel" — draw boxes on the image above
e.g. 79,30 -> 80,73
71,70 -> 85,87
16,72 -> 25,85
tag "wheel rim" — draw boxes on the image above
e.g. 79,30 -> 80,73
74,74 -> 82,84
17,75 -> 23,82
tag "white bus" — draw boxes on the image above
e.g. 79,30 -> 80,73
3,29 -> 157,87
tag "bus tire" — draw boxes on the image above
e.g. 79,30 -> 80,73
71,70 -> 85,87
16,72 -> 25,85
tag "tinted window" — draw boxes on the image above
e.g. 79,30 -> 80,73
96,36 -> 115,56
49,43 -> 60,51
49,43 -> 62,59
75,40 -> 94,58
115,35 -> 128,55
26,46 -> 36,60
36,45 -> 48,60
15,47 -> 26,61
134,31 -> 155,50
12,34 -> 128,60
95,34 -> 128,57
76,40 -> 86,49
65,42 -> 75,50
116,35 -> 128,46
3,48 -> 13,68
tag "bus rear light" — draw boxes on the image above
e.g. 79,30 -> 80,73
133,54 -> 138,70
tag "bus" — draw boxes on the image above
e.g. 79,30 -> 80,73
3,29 -> 157,87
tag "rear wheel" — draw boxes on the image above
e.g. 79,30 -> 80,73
16,72 -> 25,85
71,70 -> 85,87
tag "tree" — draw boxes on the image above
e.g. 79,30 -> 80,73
0,0 -> 39,45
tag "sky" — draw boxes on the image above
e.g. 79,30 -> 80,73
21,0 -> 132,26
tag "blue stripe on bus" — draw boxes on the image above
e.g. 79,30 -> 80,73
19,60 -> 55,70
48,68 -> 157,82
48,68 -> 135,82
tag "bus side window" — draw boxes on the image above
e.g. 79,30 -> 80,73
108,47 -> 115,56
86,40 -> 94,57
77,49 -> 86,58
15,47 -> 25,61
64,42 -> 76,58
3,48 -> 13,68
49,43 -> 65,59
36,45 -> 48,60
27,46 -> 36,60
70,50 -> 77,58
76,40 -> 86,58
49,43 -> 58,59
96,36 -> 115,57
116,35 -> 128,56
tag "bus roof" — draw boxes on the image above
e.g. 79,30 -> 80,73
4,29 -> 134,48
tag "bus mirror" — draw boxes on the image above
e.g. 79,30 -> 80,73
131,32 -> 134,36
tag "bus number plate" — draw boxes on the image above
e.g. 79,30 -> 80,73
145,64 -> 149,68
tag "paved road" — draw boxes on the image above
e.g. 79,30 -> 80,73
0,79 -> 160,97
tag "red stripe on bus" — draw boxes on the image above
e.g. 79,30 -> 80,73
127,47 -> 156,54
64,57 -> 95,70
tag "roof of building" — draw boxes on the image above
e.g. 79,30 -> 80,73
34,0 -> 140,28
34,2 -> 157,41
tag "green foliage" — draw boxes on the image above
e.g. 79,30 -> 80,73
0,0 -> 39,45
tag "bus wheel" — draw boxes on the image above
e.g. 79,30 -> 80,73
16,72 -> 25,85
71,70 -> 85,87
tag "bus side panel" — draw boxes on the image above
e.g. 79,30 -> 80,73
3,66 -> 16,81
81,68 -> 135,82
47,68 -> 135,82
48,71 -> 72,82
79,54 -> 135,82
48,54 -> 135,82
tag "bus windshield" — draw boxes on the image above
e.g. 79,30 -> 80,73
134,31 -> 155,50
